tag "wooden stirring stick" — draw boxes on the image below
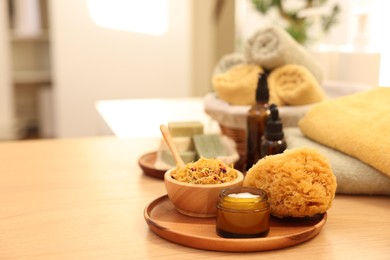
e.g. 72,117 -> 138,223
160,124 -> 185,168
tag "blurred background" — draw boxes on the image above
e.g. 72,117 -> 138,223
0,0 -> 388,140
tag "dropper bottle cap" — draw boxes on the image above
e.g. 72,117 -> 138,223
265,105 -> 284,140
256,71 -> 269,103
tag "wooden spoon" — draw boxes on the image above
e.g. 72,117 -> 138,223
160,124 -> 185,168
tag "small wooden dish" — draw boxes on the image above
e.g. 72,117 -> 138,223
144,195 -> 327,252
138,152 -> 169,180
164,169 -> 244,218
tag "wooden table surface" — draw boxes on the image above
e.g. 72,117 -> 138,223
0,137 -> 389,259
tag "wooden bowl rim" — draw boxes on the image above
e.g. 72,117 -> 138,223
164,168 -> 244,188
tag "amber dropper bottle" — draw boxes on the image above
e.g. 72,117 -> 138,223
261,104 -> 287,158
246,72 -> 269,171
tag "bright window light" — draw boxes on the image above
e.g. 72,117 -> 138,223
87,0 -> 168,35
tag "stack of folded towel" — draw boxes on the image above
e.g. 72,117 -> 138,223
294,88 -> 390,195
299,88 -> 390,178
286,128 -> 390,195
211,23 -> 326,107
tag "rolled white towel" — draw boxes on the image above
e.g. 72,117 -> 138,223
245,24 -> 323,83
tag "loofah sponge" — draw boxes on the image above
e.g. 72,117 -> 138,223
243,147 -> 337,218
212,64 -> 263,106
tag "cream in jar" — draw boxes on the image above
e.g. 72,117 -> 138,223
216,187 -> 270,238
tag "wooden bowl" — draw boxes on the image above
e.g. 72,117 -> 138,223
164,169 -> 244,218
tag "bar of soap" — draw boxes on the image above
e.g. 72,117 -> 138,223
193,134 -> 225,159
159,137 -> 193,153
168,121 -> 204,137
161,150 -> 197,166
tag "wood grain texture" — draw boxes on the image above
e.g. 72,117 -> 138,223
138,151 -> 167,179
164,169 -> 244,217
0,136 -> 389,259
144,195 -> 326,252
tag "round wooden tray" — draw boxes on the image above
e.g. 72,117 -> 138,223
138,152 -> 169,179
144,195 -> 327,252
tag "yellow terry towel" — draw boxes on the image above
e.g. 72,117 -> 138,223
299,87 -> 390,177
285,127 -> 390,195
245,24 -> 323,83
212,63 -> 263,105
268,64 -> 327,106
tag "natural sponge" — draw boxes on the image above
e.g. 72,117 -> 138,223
243,147 -> 337,218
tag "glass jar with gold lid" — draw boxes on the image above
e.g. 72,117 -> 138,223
216,186 -> 270,238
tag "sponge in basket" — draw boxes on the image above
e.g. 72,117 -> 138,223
243,147 -> 337,218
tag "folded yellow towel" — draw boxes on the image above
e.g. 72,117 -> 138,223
212,63 -> 263,105
245,24 -> 323,83
299,88 -> 390,177
285,127 -> 390,195
268,64 -> 327,106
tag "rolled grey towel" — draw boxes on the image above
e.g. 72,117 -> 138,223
245,24 -> 323,83
212,52 -> 246,76
285,127 -> 390,195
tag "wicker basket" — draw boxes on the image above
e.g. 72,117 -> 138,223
204,92 -> 312,171
219,124 -> 247,171
205,81 -> 372,171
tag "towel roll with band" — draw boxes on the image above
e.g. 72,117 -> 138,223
245,24 -> 323,83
